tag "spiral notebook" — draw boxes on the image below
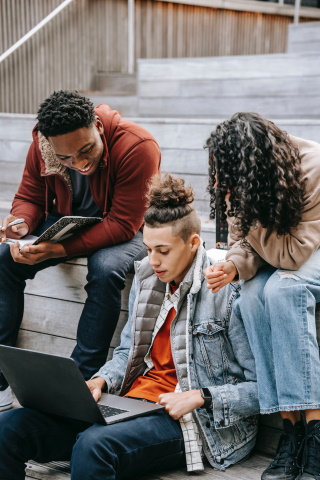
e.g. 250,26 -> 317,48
6,216 -> 102,248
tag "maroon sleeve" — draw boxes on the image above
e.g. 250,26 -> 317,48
11,141 -> 46,233
61,139 -> 161,257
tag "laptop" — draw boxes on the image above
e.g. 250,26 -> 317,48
0,345 -> 164,425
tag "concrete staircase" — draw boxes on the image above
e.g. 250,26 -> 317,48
136,52 -> 320,118
288,21 -> 320,53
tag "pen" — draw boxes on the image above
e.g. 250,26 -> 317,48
0,218 -> 25,230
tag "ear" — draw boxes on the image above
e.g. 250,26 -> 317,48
95,116 -> 104,135
190,234 -> 201,252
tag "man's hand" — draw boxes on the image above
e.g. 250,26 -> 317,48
10,241 -> 67,265
0,215 -> 29,242
158,390 -> 204,420
86,377 -> 106,402
204,260 -> 238,294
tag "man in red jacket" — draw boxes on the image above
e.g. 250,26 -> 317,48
0,90 -> 161,411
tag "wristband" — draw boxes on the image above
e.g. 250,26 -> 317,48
200,388 -> 212,409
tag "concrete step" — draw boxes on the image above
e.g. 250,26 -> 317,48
88,94 -> 138,116
0,184 -> 16,202
138,96 -> 320,119
137,53 -> 320,118
129,117 -> 320,150
288,21 -> 320,53
0,114 -> 35,142
93,73 -> 137,95
0,200 -> 12,219
138,53 -> 320,83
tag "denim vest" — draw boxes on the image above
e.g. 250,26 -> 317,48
95,248 -> 259,470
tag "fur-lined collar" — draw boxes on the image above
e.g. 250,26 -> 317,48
37,131 -> 73,193
190,242 -> 206,294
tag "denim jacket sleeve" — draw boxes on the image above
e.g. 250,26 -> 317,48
207,307 -> 260,428
91,278 -> 137,394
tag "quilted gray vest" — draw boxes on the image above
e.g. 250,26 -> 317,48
119,256 -> 195,395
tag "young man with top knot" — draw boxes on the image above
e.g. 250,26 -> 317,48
0,90 -> 161,412
0,174 -> 259,480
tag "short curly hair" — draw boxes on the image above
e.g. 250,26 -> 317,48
37,90 -> 95,137
144,173 -> 201,241
206,112 -> 306,237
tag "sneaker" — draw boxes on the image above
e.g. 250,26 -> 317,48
261,419 -> 305,480
0,386 -> 13,412
297,420 -> 320,479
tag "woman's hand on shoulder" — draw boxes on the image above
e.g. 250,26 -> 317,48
204,260 -> 238,293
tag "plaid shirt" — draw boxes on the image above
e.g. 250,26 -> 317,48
142,259 -> 204,472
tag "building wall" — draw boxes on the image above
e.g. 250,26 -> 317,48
0,0 -> 312,113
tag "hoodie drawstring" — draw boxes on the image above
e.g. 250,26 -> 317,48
45,181 -> 49,218
102,161 -> 110,218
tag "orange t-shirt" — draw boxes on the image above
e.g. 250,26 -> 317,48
125,286 -> 178,402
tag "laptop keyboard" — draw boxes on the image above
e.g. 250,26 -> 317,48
98,404 -> 128,418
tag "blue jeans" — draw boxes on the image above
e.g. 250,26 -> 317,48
0,407 -> 185,480
0,215 -> 146,390
231,248 -> 320,413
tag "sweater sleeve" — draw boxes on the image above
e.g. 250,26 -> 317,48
247,187 -> 320,271
61,139 -> 161,258
11,142 -> 47,233
226,184 -> 320,280
225,219 -> 266,281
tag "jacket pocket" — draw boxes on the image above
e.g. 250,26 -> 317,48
215,424 -> 242,452
192,321 -> 226,385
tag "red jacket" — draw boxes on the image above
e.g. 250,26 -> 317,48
11,105 -> 161,258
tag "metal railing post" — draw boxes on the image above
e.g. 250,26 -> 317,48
128,0 -> 135,74
294,0 -> 301,23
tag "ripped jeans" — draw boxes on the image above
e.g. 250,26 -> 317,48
231,248 -> 320,413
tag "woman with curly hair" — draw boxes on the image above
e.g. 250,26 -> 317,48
205,112 -> 320,480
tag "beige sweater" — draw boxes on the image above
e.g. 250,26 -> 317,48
225,135 -> 320,281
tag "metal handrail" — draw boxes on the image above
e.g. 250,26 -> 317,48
0,0 -> 74,65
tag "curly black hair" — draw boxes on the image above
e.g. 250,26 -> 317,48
205,112 -> 306,237
37,90 -> 95,137
144,173 -> 201,241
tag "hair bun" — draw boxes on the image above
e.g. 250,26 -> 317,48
147,174 -> 194,209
